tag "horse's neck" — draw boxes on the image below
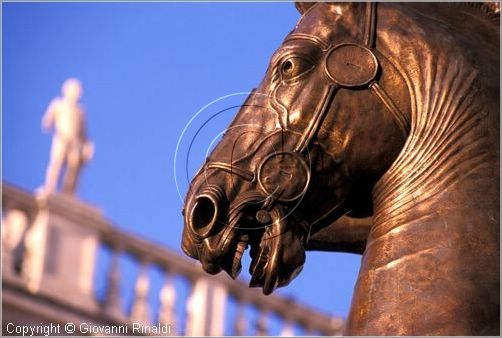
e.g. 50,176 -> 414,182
347,111 -> 499,335
346,172 -> 499,335
345,4 -> 499,335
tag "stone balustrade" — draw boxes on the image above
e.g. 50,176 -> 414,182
2,182 -> 343,336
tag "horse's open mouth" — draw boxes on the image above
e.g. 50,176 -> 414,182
219,221 -> 282,294
219,205 -> 305,295
218,212 -> 276,290
184,189 -> 306,295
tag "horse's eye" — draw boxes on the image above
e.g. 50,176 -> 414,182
282,60 -> 294,73
279,57 -> 314,82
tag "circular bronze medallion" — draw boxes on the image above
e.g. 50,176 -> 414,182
257,152 -> 310,202
325,43 -> 379,87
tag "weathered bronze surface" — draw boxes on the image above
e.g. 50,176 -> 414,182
181,2 -> 499,335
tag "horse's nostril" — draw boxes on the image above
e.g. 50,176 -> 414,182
187,185 -> 226,238
190,196 -> 218,237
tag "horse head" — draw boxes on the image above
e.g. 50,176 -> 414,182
182,3 -> 499,334
181,2 -> 410,295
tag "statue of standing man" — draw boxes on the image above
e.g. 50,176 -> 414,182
42,78 -> 94,195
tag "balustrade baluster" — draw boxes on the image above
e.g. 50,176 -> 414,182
130,261 -> 151,324
255,309 -> 269,336
102,248 -> 124,319
21,213 -> 46,293
2,209 -> 28,276
208,283 -> 227,336
280,320 -> 295,336
233,299 -> 247,336
185,278 -> 210,336
158,272 -> 177,334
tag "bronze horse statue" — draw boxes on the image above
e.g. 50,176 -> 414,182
181,2 -> 499,335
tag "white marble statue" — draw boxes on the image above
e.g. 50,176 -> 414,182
42,78 -> 94,194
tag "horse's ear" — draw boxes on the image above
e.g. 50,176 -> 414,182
295,2 -> 317,15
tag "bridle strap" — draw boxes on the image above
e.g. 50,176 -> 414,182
294,2 -> 381,155
206,162 -> 254,182
370,82 -> 410,135
297,1 -> 409,154
294,85 -> 337,153
365,2 -> 410,136
364,2 -> 377,48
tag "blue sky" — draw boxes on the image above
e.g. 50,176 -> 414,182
3,2 -> 362,330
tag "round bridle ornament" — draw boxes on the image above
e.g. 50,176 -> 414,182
257,151 -> 311,203
324,43 -> 379,88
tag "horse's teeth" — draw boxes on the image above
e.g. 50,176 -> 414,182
229,241 -> 246,278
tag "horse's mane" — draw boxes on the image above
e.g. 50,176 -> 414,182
456,2 -> 501,22
372,2 -> 499,226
